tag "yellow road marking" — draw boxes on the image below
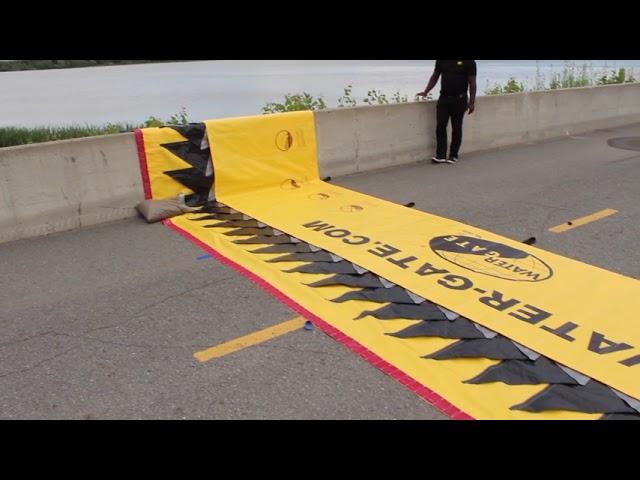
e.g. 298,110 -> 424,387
549,208 -> 618,233
194,316 -> 306,362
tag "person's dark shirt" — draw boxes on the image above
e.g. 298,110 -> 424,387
435,60 -> 477,96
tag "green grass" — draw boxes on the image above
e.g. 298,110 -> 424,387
486,62 -> 638,95
0,124 -> 140,148
0,107 -> 191,148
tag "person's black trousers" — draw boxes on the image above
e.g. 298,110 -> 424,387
435,94 -> 468,159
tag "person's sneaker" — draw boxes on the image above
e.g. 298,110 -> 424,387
446,155 -> 458,164
432,156 -> 447,164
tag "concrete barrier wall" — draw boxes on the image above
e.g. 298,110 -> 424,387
2,83 -> 640,244
0,133 -> 143,244
315,82 -> 640,177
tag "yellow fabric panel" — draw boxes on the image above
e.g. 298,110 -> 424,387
204,113 -> 640,401
139,127 -> 197,199
208,111 -> 319,199
137,113 -> 639,418
169,212 -> 598,420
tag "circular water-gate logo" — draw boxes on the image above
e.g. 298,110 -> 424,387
429,235 -> 553,282
275,130 -> 294,151
341,205 -> 364,213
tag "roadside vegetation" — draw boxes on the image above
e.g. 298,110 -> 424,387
0,108 -> 190,148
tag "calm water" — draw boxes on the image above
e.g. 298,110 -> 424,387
1,60 -> 639,127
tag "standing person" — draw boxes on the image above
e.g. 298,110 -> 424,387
417,60 -> 477,164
